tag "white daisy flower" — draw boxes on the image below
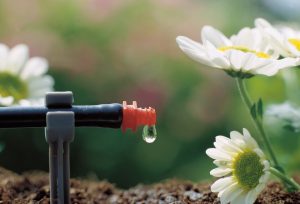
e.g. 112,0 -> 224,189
206,128 -> 270,204
0,44 -> 54,106
255,18 -> 300,58
176,26 -> 299,78
266,102 -> 300,132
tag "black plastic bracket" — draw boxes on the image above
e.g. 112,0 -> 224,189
45,92 -> 75,204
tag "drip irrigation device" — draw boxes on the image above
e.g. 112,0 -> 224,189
0,91 -> 156,204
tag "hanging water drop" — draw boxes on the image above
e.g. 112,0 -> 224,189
142,125 -> 157,143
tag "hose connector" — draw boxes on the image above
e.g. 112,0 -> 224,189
122,101 -> 156,132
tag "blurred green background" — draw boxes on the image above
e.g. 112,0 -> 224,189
0,0 -> 300,188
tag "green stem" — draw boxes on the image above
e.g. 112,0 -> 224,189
270,167 -> 300,191
235,78 -> 283,172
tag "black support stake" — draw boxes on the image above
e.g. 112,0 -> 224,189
45,92 -> 75,204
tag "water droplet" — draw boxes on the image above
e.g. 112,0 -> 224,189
142,125 -> 157,143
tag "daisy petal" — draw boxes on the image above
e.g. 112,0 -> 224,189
227,50 -> 243,70
20,57 -> 48,80
206,148 -> 232,161
245,189 -> 258,204
255,18 -> 272,29
215,136 -> 242,153
210,167 -> 232,177
176,36 -> 205,51
0,96 -> 14,106
28,75 -> 54,98
231,192 -> 247,204
259,172 -> 270,184
262,160 -> 270,171
220,182 -> 241,204
7,44 -> 29,73
213,160 -> 232,167
255,57 -> 299,76
180,47 -> 217,67
201,26 -> 231,48
243,130 -> 259,149
211,176 -> 234,192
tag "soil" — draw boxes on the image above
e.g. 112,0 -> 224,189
0,167 -> 299,204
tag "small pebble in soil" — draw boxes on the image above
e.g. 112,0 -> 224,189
184,190 -> 203,201
164,194 -> 177,202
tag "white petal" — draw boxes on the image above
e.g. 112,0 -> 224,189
19,98 -> 44,106
203,40 -> 230,68
259,172 -> 270,184
253,148 -> 265,159
242,184 -> 264,204
177,36 -> 230,68
231,28 -> 262,50
285,41 -> 300,57
231,191 -> 247,204
211,176 -> 234,192
230,130 -> 246,148
276,57 -> 300,69
245,189 -> 259,204
254,183 -> 265,194
243,129 -> 259,149
215,136 -> 242,153
30,88 -> 53,99
210,55 -> 230,68
219,182 -> 241,204
20,57 -> 48,80
28,75 -> 54,90
243,55 -> 273,72
176,36 -> 205,51
0,96 -> 14,106
240,53 -> 257,71
18,99 -> 31,106
243,128 -> 254,140
227,50 -> 243,71
206,148 -> 232,161
210,167 -> 232,177
28,76 -> 54,98
255,18 -> 289,56
279,26 -> 299,39
247,183 -> 266,204
7,44 -> 29,73
254,58 -> 298,76
230,131 -> 243,140
255,18 -> 272,29
264,28 -> 291,57
213,142 -> 237,157
201,26 -> 231,48
180,47 -> 216,67
262,160 -> 270,171
213,160 -> 232,168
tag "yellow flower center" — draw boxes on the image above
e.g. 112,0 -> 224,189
219,46 -> 270,58
232,150 -> 264,190
0,72 -> 28,103
288,38 -> 300,51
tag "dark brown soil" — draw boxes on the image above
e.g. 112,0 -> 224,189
0,167 -> 300,204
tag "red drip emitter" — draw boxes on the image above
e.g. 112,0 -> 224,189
122,101 -> 156,132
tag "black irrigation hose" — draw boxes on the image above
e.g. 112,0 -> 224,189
0,104 -> 123,128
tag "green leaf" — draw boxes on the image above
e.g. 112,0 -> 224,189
250,103 -> 257,119
257,98 -> 263,118
283,124 -> 296,132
